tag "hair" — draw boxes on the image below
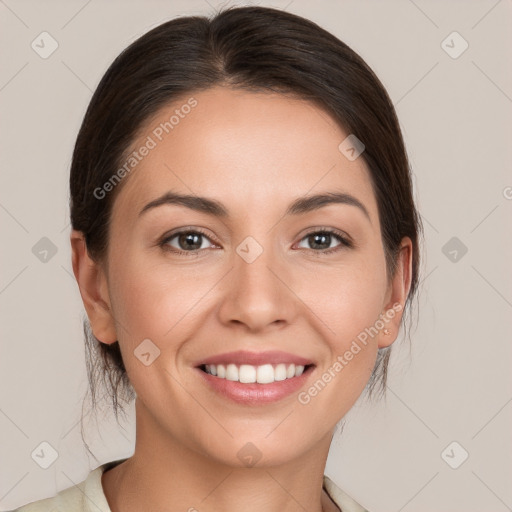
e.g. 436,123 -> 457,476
69,5 -> 424,443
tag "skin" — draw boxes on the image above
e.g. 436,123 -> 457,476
71,86 -> 412,512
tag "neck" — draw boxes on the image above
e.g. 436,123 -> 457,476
102,399 -> 338,512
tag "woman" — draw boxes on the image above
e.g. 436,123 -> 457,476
15,5 -> 422,512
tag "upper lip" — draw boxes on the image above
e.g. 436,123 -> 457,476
196,350 -> 314,367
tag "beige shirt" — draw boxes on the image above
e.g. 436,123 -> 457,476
13,459 -> 369,512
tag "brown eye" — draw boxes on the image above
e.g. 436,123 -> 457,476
297,229 -> 353,253
160,229 -> 216,255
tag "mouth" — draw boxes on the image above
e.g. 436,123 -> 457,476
194,350 -> 316,404
198,362 -> 315,384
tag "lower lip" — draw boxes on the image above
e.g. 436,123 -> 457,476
195,366 -> 315,405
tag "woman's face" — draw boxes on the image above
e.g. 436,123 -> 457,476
77,86 -> 410,467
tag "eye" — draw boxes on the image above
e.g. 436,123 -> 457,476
159,228 -> 217,255
296,229 -> 353,254
158,227 -> 353,256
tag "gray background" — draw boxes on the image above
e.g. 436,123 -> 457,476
1,0 -> 511,511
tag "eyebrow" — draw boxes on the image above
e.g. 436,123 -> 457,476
138,190 -> 371,223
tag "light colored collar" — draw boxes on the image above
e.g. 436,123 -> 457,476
323,474 -> 369,512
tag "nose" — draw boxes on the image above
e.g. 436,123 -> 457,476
217,238 -> 299,333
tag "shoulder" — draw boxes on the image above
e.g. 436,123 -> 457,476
323,475 -> 370,512
11,464 -> 112,512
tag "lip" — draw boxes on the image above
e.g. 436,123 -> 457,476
196,350 -> 314,367
195,364 -> 315,405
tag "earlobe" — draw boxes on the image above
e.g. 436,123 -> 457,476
70,229 -> 117,344
378,237 -> 413,349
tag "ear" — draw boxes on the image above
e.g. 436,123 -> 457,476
70,229 -> 117,344
378,236 -> 413,348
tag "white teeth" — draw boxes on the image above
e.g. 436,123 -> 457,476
203,363 -> 309,383
239,364 -> 256,383
217,364 -> 226,378
274,363 -> 287,381
257,364 -> 274,384
226,364 -> 238,381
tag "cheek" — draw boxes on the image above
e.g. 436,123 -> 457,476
107,248 -> 206,349
297,267 -> 383,415
301,254 -> 387,345
296,253 -> 386,401
106,257 -> 210,405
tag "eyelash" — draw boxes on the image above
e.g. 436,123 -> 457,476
158,227 -> 353,257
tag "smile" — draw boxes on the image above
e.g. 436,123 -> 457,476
201,363 -> 310,384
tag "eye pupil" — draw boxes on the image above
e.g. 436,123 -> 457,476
309,233 -> 331,250
179,232 -> 202,250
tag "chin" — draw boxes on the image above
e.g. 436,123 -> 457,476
192,425 -> 326,469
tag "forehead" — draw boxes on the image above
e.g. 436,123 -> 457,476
111,86 -> 377,224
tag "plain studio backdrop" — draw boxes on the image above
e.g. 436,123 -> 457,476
0,1 -> 511,511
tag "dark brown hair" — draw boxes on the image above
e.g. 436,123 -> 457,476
70,5 -> 423,437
